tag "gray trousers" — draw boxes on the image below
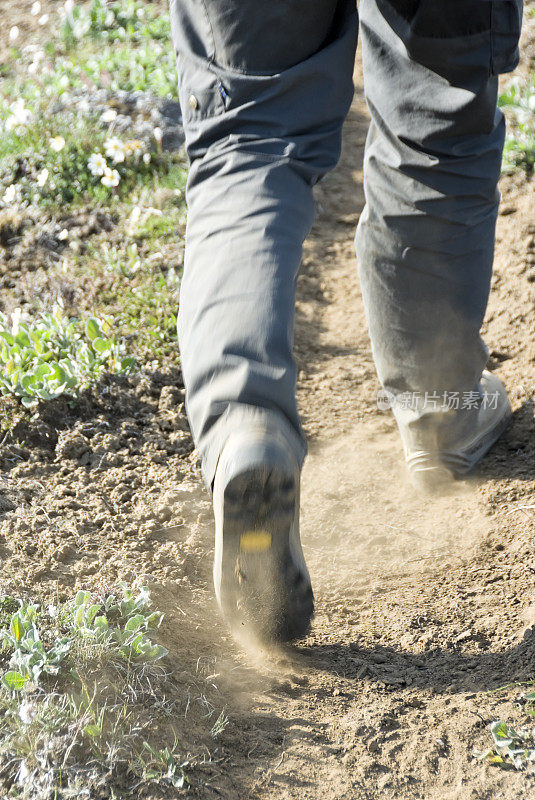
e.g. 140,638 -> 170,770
169,0 -> 523,488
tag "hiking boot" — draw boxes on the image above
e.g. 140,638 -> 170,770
212,426 -> 314,644
399,371 -> 512,493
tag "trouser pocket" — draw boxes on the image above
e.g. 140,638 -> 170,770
375,0 -> 523,82
174,50 -> 226,124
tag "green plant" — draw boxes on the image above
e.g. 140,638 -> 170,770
474,710 -> 535,771
138,739 -> 189,789
0,584 -> 167,692
0,304 -> 135,408
0,585 -> 226,796
53,0 -> 176,97
61,0 -> 171,49
65,584 -> 168,664
80,239 -> 182,359
0,106 -> 171,208
0,602 -> 71,690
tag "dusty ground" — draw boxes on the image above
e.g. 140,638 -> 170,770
1,5 -> 535,800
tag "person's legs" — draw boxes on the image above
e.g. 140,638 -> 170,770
356,0 -> 522,490
169,0 -> 357,489
169,0 -> 357,640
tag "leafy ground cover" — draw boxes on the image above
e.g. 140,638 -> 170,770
0,4 -> 217,797
0,583 -> 221,795
1,0 -> 187,385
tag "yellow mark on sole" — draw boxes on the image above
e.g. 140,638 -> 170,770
240,530 -> 272,553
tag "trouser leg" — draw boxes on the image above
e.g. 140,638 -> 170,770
169,0 -> 357,487
356,0 -> 523,447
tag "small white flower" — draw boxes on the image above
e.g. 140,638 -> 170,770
59,75 -> 69,89
64,0 -> 75,12
2,185 -> 18,204
6,99 -> 32,130
101,167 -> 120,188
28,62 -> 38,75
47,603 -> 58,617
104,10 -> 114,27
9,26 -> 19,42
153,126 -> 162,144
88,152 -> 107,176
101,108 -> 117,123
31,1 -> 41,15
17,760 -> 30,785
38,14 -> 49,25
104,137 -> 125,163
129,205 -> 141,224
143,152 -> 151,164
19,700 -> 37,725
11,307 -> 22,335
57,229 -> 69,241
37,167 -> 49,187
49,135 -> 66,152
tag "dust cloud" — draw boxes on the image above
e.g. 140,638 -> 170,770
300,418 -> 491,606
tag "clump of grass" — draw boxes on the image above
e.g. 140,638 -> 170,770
58,0 -> 176,96
81,236 -> 183,360
0,302 -> 135,409
499,76 -> 535,173
1,0 -> 176,100
2,1 -> 176,99
0,583 -> 212,796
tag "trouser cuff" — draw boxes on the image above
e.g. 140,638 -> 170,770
200,403 -> 308,492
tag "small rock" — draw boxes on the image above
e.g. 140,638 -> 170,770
156,504 -> 173,522
161,126 -> 185,151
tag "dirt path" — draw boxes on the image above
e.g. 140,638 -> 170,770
0,26 -> 534,800
139,64 -> 534,800
185,67 -> 535,799
205,64 -> 535,800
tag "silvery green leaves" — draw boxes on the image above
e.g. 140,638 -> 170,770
66,587 -> 168,664
0,601 -> 71,691
0,306 -> 135,408
0,585 -> 168,693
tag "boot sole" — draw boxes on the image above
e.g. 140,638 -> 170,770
216,465 -> 314,644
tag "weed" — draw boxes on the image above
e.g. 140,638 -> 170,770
0,303 -> 135,408
474,691 -> 535,772
2,0 -> 177,100
0,106 -> 177,209
0,583 -> 166,691
80,238 -> 182,360
0,583 -> 225,796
